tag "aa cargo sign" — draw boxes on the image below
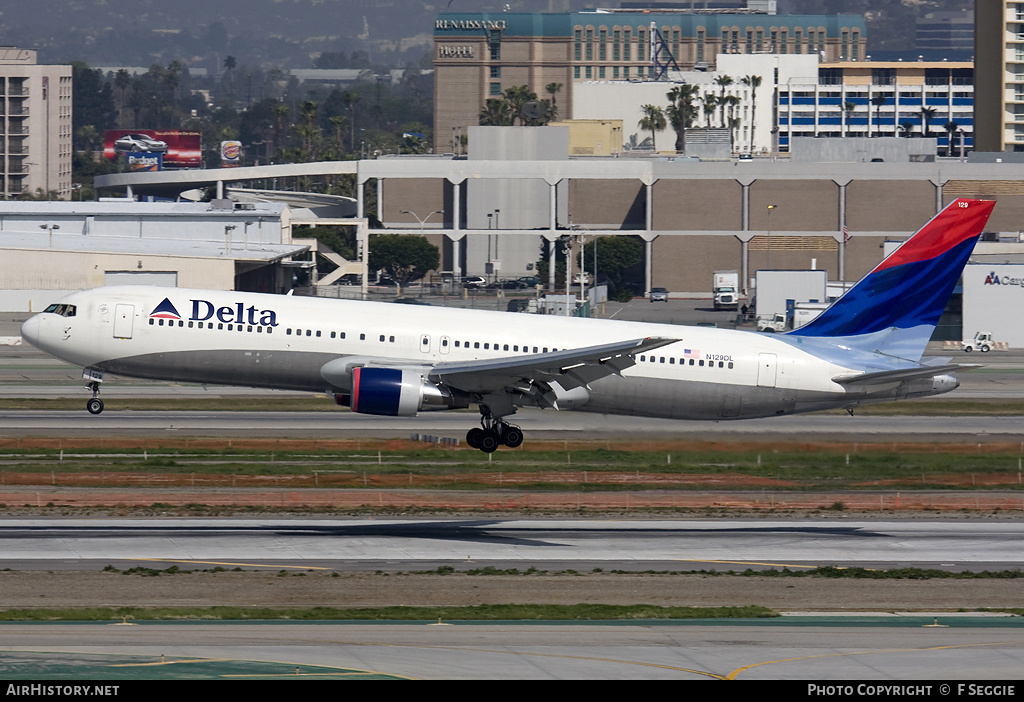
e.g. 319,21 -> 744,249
963,262 -> 1024,348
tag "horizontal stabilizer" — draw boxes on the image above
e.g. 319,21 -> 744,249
832,363 -> 981,387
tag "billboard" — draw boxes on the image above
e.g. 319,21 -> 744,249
103,130 -> 202,168
220,140 -> 242,167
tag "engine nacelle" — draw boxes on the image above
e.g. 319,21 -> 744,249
346,367 -> 466,416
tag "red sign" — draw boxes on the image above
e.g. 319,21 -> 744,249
103,130 -> 202,168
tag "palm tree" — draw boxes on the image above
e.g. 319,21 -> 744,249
842,101 -> 856,136
638,104 -> 667,151
545,82 -> 563,121
741,75 -> 762,153
343,91 -> 360,151
714,75 -> 733,128
919,107 -> 937,138
666,84 -> 700,153
702,93 -> 719,128
943,121 -> 960,157
870,94 -> 887,137
899,121 -> 915,138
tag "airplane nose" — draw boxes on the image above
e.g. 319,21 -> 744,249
20,314 -> 41,348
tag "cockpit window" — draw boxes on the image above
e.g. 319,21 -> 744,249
43,304 -> 76,317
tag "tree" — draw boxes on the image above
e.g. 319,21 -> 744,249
842,101 -> 857,136
899,121 -> 915,138
582,235 -> 644,301
665,83 -> 700,153
701,93 -> 718,128
545,82 -> 563,121
919,106 -> 937,138
944,121 -> 960,157
871,94 -> 887,137
368,233 -> 440,286
714,75 -> 733,128
638,104 -> 666,151
741,75 -> 762,153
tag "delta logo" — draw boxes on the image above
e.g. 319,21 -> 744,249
149,298 -> 182,320
149,298 -> 280,326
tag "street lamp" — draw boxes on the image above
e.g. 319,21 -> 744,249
400,209 -> 442,234
39,223 -> 59,248
766,204 -> 777,270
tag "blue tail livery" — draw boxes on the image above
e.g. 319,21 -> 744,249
790,198 -> 996,360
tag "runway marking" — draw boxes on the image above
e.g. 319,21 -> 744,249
111,658 -> 231,667
320,640 -> 726,679
130,558 -> 331,570
726,641 -> 1024,680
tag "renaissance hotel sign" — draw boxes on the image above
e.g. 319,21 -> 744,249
436,19 -> 508,31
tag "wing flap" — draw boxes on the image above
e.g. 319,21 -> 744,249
430,336 -> 678,393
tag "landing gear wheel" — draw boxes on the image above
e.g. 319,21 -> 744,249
466,427 -> 484,449
478,432 -> 500,453
86,398 -> 104,415
502,425 -> 524,448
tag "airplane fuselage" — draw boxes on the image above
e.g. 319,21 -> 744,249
21,286 -> 956,422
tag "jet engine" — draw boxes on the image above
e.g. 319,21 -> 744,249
337,367 -> 468,417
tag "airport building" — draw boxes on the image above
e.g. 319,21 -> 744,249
0,200 -> 309,312
0,48 -> 72,200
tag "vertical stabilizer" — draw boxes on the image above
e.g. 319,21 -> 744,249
790,198 -> 996,360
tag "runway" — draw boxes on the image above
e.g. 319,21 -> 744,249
3,517 -> 1023,572
2,408 -> 1024,443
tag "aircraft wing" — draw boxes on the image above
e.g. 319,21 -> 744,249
429,336 -> 678,394
831,363 -> 981,387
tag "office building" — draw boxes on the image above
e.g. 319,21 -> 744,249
0,48 -> 72,199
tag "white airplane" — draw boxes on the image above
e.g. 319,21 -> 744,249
20,198 -> 995,453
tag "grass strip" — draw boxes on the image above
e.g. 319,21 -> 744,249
0,604 -> 776,622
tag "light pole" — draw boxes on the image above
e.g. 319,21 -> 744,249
766,204 -> 777,270
400,209 -> 442,234
39,223 -> 59,248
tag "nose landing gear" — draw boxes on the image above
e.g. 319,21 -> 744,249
84,370 -> 104,415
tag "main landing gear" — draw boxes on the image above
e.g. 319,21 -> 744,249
466,411 -> 524,453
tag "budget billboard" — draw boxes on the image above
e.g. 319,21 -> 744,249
104,130 -> 202,168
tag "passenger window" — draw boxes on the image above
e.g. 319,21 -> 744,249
316,330 -> 321,337
390,336 -> 395,343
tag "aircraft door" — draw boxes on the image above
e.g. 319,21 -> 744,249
419,334 -> 431,353
440,335 -> 451,355
113,304 -> 134,339
757,353 -> 777,388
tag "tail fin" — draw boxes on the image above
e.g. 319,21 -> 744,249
789,198 -> 995,360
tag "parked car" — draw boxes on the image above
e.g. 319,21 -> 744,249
462,276 -> 488,289
113,133 -> 168,153
650,287 -> 669,302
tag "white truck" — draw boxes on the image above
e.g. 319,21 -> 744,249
756,312 -> 788,333
961,331 -> 995,353
712,270 -> 739,310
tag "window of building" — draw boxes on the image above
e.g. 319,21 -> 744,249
599,28 -> 607,61
490,82 -> 501,96
574,29 -> 582,61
